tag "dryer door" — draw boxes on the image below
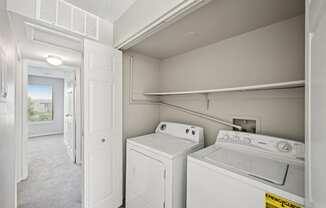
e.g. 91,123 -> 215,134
126,149 -> 166,208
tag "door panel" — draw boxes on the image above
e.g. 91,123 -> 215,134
83,39 -> 122,208
88,81 -> 112,133
126,149 -> 165,208
89,145 -> 112,205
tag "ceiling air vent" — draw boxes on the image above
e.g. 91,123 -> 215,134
36,0 -> 57,24
86,13 -> 99,39
72,7 -> 86,35
35,0 -> 99,40
57,0 -> 72,29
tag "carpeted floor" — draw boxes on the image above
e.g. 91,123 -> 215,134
18,134 -> 81,208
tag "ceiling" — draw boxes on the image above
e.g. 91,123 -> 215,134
9,12 -> 82,67
28,62 -> 75,79
65,0 -> 136,22
129,0 -> 305,59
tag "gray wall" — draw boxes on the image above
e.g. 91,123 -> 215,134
123,51 -> 161,139
159,15 -> 305,145
28,75 -> 64,137
124,15 -> 305,146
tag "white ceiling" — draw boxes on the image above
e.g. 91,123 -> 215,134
129,0 -> 305,59
9,12 -> 82,67
65,0 -> 136,22
28,63 -> 74,79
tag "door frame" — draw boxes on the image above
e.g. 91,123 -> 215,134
63,69 -> 82,164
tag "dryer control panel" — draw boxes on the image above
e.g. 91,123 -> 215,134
156,122 -> 204,144
216,130 -> 305,161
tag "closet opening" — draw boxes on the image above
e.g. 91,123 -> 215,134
121,0 -> 305,207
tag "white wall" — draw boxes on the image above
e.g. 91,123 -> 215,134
0,0 -> 18,207
159,16 -> 305,145
6,0 -> 35,19
28,75 -> 64,137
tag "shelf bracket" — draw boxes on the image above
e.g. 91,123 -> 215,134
204,93 -> 210,110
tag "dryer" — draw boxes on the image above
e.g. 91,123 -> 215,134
187,130 -> 305,208
126,122 -> 204,208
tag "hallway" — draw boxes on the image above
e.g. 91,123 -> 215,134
18,135 -> 81,208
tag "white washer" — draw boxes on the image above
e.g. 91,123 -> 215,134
126,122 -> 204,208
187,130 -> 305,208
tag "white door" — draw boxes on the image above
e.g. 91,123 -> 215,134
83,39 -> 123,208
64,72 -> 76,162
126,149 -> 166,208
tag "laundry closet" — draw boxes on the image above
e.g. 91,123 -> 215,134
119,0 -> 305,145
115,0 -> 306,208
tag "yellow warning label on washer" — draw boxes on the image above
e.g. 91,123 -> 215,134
265,193 -> 303,208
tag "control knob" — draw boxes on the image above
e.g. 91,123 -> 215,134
277,141 -> 292,153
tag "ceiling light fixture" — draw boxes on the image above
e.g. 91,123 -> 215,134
46,55 -> 63,66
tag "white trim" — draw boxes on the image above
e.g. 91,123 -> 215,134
28,131 -> 64,138
15,59 -> 23,184
21,60 -> 29,180
115,0 -> 211,49
144,80 -> 305,96
28,120 -> 55,125
25,21 -> 82,42
305,0 -> 313,206
74,69 -> 82,165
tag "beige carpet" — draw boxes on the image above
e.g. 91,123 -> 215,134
18,134 -> 81,208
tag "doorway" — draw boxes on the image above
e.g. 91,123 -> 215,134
18,62 -> 82,208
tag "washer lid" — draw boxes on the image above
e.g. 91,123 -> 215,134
204,148 -> 289,185
128,133 -> 201,158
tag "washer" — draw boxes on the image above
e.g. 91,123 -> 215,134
126,122 -> 204,208
187,130 -> 305,208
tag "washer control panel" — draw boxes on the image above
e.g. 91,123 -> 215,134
216,130 -> 305,160
156,122 -> 204,144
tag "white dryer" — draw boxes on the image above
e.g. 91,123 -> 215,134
187,130 -> 305,208
126,122 -> 204,208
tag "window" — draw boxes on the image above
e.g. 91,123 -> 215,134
28,85 -> 53,122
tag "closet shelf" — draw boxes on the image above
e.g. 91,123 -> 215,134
144,80 -> 305,96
